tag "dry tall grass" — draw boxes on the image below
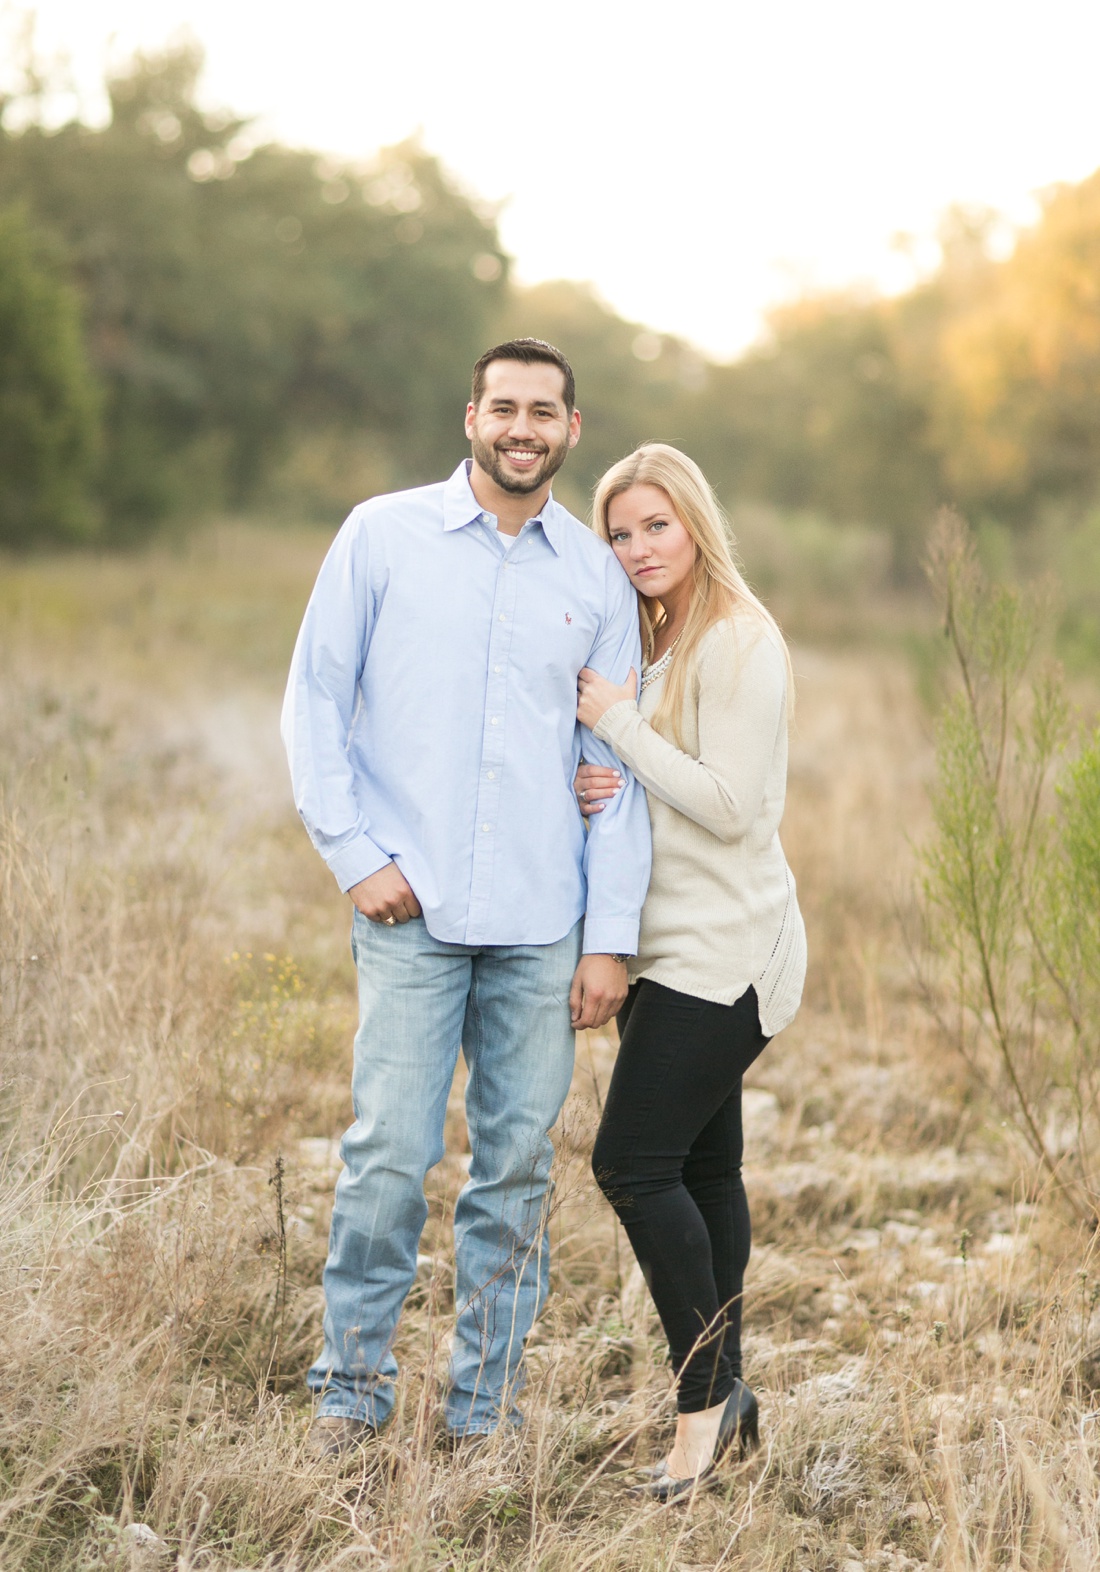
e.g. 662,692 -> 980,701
2,524 -> 1098,1571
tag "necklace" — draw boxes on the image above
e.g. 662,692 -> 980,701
641,632 -> 682,692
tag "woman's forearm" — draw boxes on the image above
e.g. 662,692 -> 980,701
593,632 -> 786,842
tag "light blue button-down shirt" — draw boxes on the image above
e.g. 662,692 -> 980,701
282,461 -> 651,954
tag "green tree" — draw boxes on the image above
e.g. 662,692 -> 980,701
692,295 -> 942,575
0,205 -> 99,546
0,43 -> 508,536
933,173 -> 1100,518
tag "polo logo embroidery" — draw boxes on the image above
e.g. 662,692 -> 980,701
565,613 -> 572,624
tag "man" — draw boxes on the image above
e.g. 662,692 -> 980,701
282,339 -> 651,1453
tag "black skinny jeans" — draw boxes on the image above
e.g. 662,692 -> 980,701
591,980 -> 770,1413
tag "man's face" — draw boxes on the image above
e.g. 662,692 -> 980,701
465,361 -> 581,496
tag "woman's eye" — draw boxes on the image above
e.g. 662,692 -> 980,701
649,520 -> 667,532
611,532 -> 629,544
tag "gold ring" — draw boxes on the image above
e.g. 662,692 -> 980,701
384,916 -> 396,926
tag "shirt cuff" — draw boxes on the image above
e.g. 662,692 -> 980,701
581,917 -> 640,957
327,834 -> 393,894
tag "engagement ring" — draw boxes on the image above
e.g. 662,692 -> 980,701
580,789 -> 587,802
384,916 -> 396,925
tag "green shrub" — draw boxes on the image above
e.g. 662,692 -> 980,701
919,509 -> 1100,1218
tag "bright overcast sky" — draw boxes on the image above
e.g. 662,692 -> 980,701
10,0 -> 1100,358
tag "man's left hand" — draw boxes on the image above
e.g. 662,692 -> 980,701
569,954 -> 629,1030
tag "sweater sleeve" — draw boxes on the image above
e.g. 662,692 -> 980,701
592,622 -> 786,843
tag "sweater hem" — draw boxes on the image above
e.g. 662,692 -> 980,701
628,961 -> 803,1037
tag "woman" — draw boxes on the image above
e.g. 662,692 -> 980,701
574,444 -> 806,1501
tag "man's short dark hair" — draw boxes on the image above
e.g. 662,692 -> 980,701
471,339 -> 576,414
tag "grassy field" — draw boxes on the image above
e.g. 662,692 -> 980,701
2,523 -> 1098,1571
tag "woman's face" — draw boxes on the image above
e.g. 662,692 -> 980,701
606,484 -> 697,604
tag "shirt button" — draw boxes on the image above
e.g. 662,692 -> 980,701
482,823 -> 491,832
490,717 -> 499,726
494,665 -> 502,674
487,770 -> 496,780
498,614 -> 506,623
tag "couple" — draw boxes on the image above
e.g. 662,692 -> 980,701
282,337 -> 806,1500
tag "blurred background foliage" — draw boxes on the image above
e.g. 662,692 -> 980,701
0,41 -> 508,540
3,40 -> 1100,582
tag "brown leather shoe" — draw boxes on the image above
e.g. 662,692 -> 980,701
308,1416 -> 376,1459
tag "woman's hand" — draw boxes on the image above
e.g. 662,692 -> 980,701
577,666 -> 637,730
574,762 -> 624,816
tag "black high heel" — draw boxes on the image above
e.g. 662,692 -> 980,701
635,1380 -> 759,1503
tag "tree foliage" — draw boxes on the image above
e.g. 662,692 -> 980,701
690,296 -> 941,571
685,190 -> 1100,573
0,42 -> 506,539
3,37 -> 1100,552
935,174 -> 1100,515
0,204 -> 99,545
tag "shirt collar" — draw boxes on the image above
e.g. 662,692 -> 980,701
442,460 -> 564,555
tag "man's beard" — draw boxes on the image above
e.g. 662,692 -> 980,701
469,430 -> 570,496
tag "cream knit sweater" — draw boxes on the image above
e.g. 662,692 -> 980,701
592,614 -> 806,1036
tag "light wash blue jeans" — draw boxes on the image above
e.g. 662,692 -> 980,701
307,912 -> 581,1434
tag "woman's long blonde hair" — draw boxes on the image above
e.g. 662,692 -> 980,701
591,443 -> 794,743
